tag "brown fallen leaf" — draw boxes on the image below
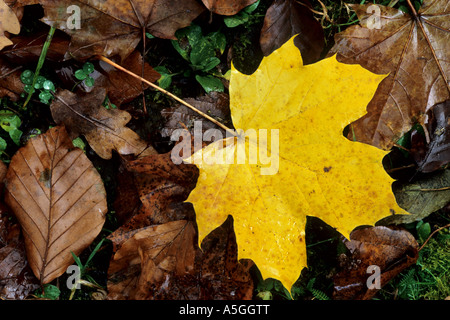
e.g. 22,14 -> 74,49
0,208 -> 40,299
1,30 -> 69,65
38,0 -> 205,60
4,126 -> 107,284
107,220 -> 197,300
411,100 -> 449,173
333,226 -> 419,300
201,0 -> 257,15
160,91 -> 232,147
260,0 -> 324,65
0,0 -> 20,51
56,51 -> 160,107
50,87 -> 149,159
107,217 -> 254,300
329,0 -> 450,150
0,161 -> 40,299
0,57 -> 24,101
108,152 -> 198,250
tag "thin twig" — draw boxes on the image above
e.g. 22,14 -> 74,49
418,223 -> 450,252
96,55 -> 236,137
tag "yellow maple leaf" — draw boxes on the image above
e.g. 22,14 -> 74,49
184,38 -> 408,291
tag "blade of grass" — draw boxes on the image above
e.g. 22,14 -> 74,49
23,26 -> 56,108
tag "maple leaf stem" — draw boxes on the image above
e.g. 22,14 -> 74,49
96,55 -> 236,136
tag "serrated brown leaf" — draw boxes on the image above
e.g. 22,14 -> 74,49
38,0 -> 205,60
201,0 -> 257,15
333,226 -> 418,300
50,87 -> 148,159
4,126 -> 107,284
260,0 -> 324,65
329,0 -> 450,150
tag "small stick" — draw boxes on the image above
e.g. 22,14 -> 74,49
96,55 -> 236,137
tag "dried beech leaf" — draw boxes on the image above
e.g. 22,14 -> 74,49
50,87 -> 148,159
329,0 -> 450,149
333,226 -> 418,300
39,0 -> 205,60
4,126 -> 107,284
260,0 -> 324,64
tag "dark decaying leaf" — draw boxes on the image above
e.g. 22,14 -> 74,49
107,216 -> 254,300
201,0 -> 258,15
329,0 -> 450,150
4,126 -> 107,284
50,87 -> 149,159
39,0 -> 205,60
379,168 -> 450,225
411,100 -> 449,173
333,226 -> 418,300
259,0 -> 324,65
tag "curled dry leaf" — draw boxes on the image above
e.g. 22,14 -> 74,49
201,0 -> 257,15
0,0 -> 20,51
329,0 -> 450,150
39,0 -> 205,60
4,126 -> 107,284
260,0 -> 324,65
50,87 -> 148,159
333,226 -> 419,300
